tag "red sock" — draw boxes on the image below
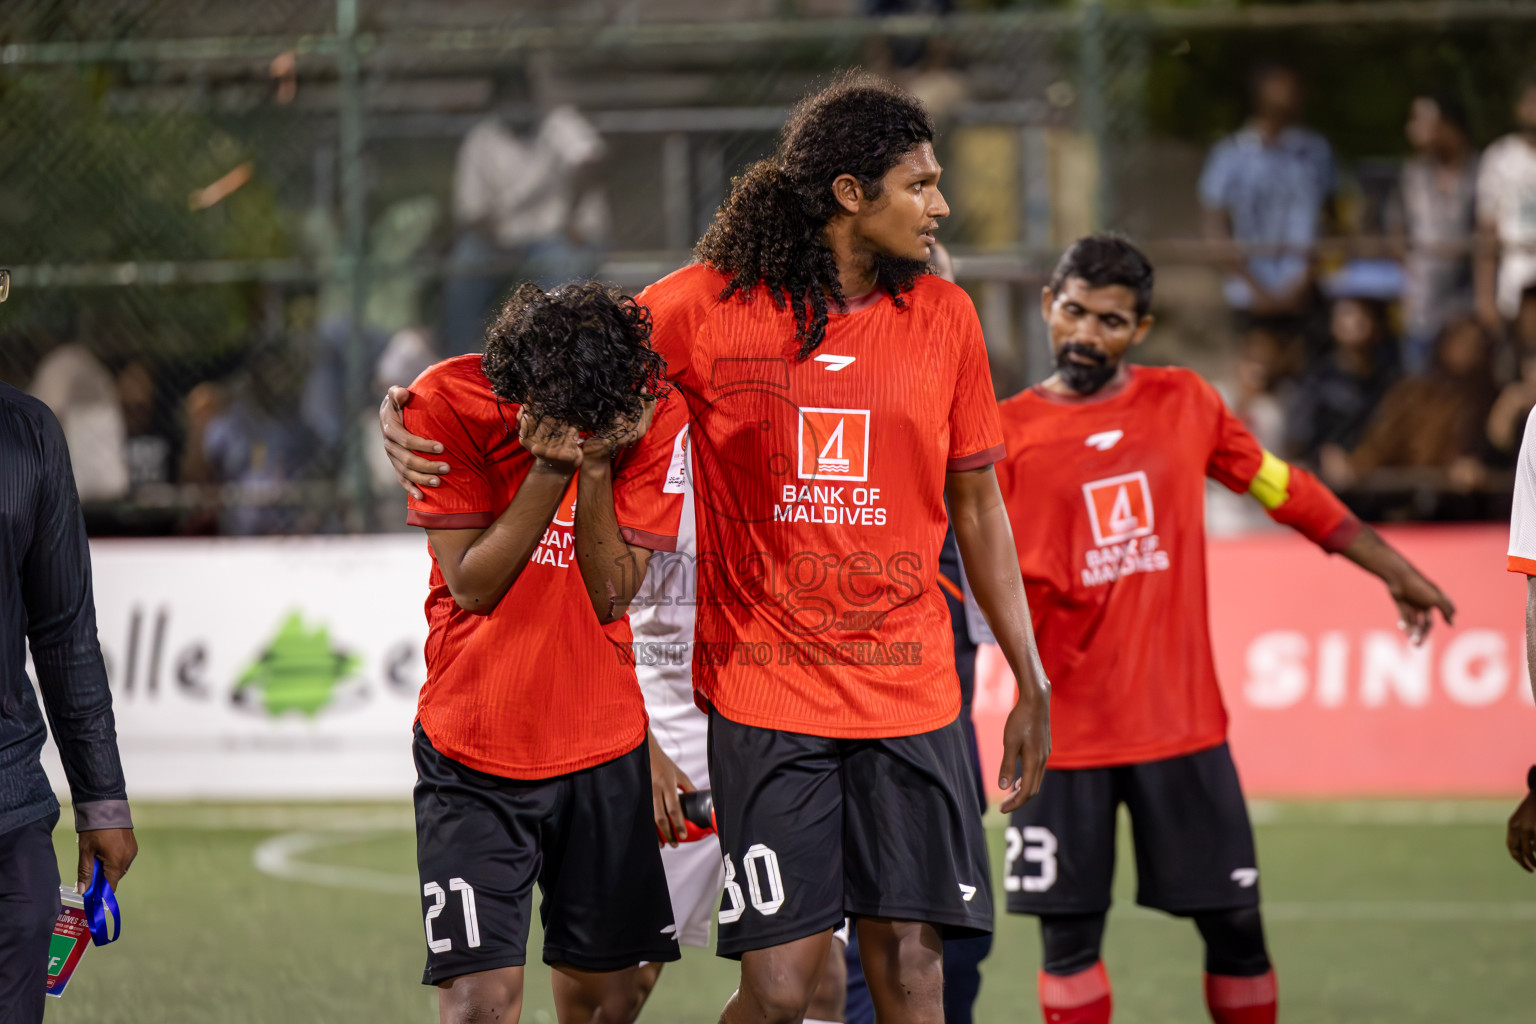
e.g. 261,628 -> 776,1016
1205,969 -> 1278,1024
1038,961 -> 1112,1024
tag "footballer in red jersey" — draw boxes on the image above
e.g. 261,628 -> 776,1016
994,236 -> 1455,1024
652,76 -> 1049,1024
386,76 -> 1052,1024
403,283 -> 687,1024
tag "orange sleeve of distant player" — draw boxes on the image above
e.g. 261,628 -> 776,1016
1200,373 -> 1361,553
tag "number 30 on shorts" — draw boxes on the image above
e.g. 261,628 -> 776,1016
1003,826 -> 1058,892
719,843 -> 786,924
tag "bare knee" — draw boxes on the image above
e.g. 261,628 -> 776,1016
856,919 -> 944,1022
739,977 -> 818,1024
805,937 -> 849,1021
732,934 -> 835,1024
552,963 -> 651,1024
438,966 -> 523,1024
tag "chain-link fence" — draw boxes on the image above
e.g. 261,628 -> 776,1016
4,1 -> 1536,533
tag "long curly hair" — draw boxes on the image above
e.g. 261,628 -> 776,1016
481,281 -> 668,439
694,71 -> 936,359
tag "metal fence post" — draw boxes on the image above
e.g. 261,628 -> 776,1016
1079,0 -> 1109,230
337,0 -> 371,529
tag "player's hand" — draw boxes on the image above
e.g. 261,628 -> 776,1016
999,681 -> 1051,814
579,397 -> 658,464
1388,565 -> 1455,645
517,412 -> 584,475
647,731 -> 696,848
380,386 -> 451,500
1507,793 -> 1536,873
78,828 -> 138,892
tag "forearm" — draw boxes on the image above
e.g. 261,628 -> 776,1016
26,510 -> 129,815
36,660 -> 130,824
1340,523 -> 1417,589
574,462 -> 648,624
436,464 -> 572,611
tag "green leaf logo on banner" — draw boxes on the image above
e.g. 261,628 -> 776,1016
234,612 -> 362,717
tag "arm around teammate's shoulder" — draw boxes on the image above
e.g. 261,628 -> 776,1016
945,464 -> 1050,813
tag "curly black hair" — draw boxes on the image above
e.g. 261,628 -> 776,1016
480,281 -> 668,439
694,71 -> 936,359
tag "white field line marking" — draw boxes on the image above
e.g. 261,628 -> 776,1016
252,830 -> 417,895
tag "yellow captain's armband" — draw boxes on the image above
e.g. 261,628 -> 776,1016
1248,449 -> 1291,510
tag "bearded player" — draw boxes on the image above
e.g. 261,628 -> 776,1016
386,76 -> 1052,1024
994,234 -> 1454,1024
403,282 -> 687,1024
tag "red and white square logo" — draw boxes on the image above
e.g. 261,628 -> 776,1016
1081,471 -> 1154,546
798,408 -> 870,481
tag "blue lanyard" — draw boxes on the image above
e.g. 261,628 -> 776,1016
82,858 -> 121,946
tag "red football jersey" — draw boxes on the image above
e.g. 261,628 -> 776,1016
403,354 -> 686,779
639,265 -> 1005,738
996,366 -> 1342,768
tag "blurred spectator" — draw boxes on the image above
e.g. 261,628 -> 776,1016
192,349 -> 312,536
1286,297 -> 1399,465
115,360 -> 173,487
1324,316 -> 1496,494
444,70 -> 608,352
1476,76 -> 1536,339
1200,64 -> 1335,334
865,0 -> 966,123
1487,285 -> 1536,455
365,328 -> 437,530
1393,93 -> 1479,373
27,344 -> 129,502
1208,330 -> 1289,535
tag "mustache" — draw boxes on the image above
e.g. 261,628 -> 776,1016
1056,343 -> 1109,368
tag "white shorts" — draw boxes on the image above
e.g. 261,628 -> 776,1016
653,701 -> 723,948
646,697 -> 850,951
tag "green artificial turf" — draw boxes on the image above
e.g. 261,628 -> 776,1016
42,801 -> 1536,1023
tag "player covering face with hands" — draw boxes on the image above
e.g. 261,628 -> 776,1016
389,73 -> 1051,1024
994,235 -> 1454,1024
401,281 -> 689,1024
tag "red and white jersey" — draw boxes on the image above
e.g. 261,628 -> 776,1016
1509,411 -> 1536,575
403,354 -> 687,780
996,366 -> 1350,768
639,265 -> 1004,739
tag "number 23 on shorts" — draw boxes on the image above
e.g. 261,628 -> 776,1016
1004,826 -> 1059,893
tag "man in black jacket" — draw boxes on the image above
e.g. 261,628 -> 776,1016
0,381 -> 136,1023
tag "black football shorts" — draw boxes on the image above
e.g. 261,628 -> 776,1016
1004,742 -> 1261,917
707,709 -> 992,959
412,725 -> 680,984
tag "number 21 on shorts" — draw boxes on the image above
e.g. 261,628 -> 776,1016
423,878 -> 480,952
719,844 -> 786,923
1004,826 -> 1058,892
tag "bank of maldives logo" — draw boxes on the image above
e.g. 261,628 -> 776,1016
798,408 -> 870,481
1081,471 -> 1154,546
